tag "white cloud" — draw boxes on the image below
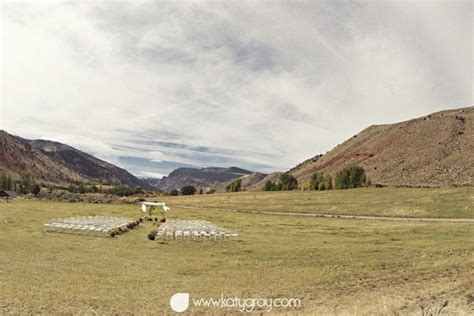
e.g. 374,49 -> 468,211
1,0 -> 472,176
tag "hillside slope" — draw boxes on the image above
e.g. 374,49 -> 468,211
0,130 -> 146,187
23,139 -> 144,188
215,172 -> 269,192
290,106 -> 474,187
0,131 -> 87,185
156,167 -> 252,192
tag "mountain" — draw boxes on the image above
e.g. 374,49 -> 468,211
0,130 -> 146,188
22,138 -> 145,188
156,166 -> 253,192
0,131 -> 88,185
289,106 -> 474,187
139,177 -> 162,190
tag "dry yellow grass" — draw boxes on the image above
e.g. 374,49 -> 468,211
0,187 -> 473,314
158,187 -> 474,219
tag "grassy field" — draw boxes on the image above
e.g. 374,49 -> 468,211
0,187 -> 473,315
158,187 -> 474,219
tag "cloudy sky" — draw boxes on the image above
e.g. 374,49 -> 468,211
1,1 -> 472,178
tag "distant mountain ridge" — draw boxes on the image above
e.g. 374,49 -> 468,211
155,166 -> 253,192
0,130 -> 147,188
2,105 -> 471,192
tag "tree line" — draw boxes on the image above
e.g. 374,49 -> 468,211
0,172 -> 41,195
0,171 -> 147,197
164,165 -> 371,195
67,184 -> 145,196
263,165 -> 370,191
168,185 -> 217,196
1,165 -> 371,197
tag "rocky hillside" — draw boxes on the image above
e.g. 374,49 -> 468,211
156,167 -> 252,192
0,131 -> 87,185
22,138 -> 145,188
290,106 -> 474,187
0,130 -> 146,188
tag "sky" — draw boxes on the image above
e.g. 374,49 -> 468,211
1,0 -> 472,178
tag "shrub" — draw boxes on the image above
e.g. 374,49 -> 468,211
170,189 -> 179,196
31,184 -> 41,196
181,185 -> 197,195
226,179 -> 242,192
112,228 -> 121,235
78,185 -> 86,194
206,189 -> 216,194
68,185 -> 76,193
335,165 -> 369,189
147,231 -> 156,240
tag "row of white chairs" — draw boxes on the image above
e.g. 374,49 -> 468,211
44,223 -> 113,236
50,216 -> 131,227
156,229 -> 238,240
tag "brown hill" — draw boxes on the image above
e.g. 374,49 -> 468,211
22,138 -> 144,188
0,130 -> 146,187
290,106 -> 474,187
0,131 -> 87,185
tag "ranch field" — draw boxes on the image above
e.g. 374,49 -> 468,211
0,187 -> 473,315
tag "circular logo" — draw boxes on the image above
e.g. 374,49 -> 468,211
170,293 -> 190,313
